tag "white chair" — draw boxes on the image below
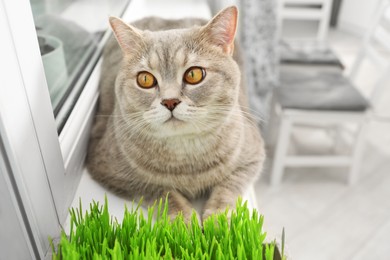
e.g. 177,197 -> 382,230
277,0 -> 333,42
270,0 -> 390,185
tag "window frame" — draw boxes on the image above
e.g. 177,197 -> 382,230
1,0 -> 62,257
0,0 -> 128,257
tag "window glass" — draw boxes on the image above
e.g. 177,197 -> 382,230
30,0 -> 129,132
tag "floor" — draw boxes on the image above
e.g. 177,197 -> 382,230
256,28 -> 390,260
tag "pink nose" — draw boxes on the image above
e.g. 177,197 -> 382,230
161,98 -> 181,111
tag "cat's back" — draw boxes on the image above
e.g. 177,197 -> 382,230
104,16 -> 207,61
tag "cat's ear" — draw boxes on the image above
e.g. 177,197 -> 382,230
109,16 -> 143,54
201,6 -> 238,55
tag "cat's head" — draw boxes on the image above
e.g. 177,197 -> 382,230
110,6 -> 241,137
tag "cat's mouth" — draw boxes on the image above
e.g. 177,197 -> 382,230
166,116 -> 181,123
165,115 -> 184,124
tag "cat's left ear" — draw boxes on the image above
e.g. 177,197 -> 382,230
109,16 -> 143,55
201,6 -> 238,55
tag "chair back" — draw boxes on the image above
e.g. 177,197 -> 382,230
277,0 -> 333,42
348,0 -> 390,105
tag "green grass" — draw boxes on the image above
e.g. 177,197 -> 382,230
52,197 -> 282,259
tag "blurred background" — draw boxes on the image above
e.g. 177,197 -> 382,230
236,1 -> 390,259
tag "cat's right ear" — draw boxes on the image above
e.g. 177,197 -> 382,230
109,17 -> 143,54
200,6 -> 238,55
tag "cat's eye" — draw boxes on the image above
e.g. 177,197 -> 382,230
137,71 -> 157,88
183,67 -> 206,85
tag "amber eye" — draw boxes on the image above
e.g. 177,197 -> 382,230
183,67 -> 206,85
137,71 -> 157,88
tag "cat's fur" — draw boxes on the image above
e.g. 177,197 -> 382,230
86,6 -> 265,221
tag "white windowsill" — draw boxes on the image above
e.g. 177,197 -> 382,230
64,168 -> 256,233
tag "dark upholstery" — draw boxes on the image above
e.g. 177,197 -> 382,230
276,65 -> 370,111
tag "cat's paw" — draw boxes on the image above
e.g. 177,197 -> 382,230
169,209 -> 201,226
202,207 -> 233,224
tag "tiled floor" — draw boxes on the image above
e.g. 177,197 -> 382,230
257,28 -> 390,260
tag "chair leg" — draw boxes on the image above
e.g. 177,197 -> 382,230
271,117 -> 292,186
317,0 -> 332,41
348,123 -> 367,185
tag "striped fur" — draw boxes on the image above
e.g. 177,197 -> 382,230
86,7 -> 265,222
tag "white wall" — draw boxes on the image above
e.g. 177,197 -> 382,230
338,0 -> 381,36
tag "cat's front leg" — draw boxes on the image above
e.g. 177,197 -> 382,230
159,190 -> 197,223
202,184 -> 239,222
202,164 -> 261,222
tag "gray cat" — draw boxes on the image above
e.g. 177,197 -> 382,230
86,6 -> 265,222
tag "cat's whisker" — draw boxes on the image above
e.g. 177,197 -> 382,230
208,103 -> 264,115
206,104 -> 266,122
205,110 -> 263,124
190,118 -> 212,132
112,116 -> 152,142
209,104 -> 264,118
95,111 -> 145,118
201,114 -> 261,133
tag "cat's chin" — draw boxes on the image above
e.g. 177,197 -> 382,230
151,117 -> 204,137
165,116 -> 183,124
162,117 -> 190,131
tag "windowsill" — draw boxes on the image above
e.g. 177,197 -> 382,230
64,168 -> 256,233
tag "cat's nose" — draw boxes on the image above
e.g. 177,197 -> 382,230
161,98 -> 181,111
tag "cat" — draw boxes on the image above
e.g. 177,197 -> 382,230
86,6 -> 265,222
